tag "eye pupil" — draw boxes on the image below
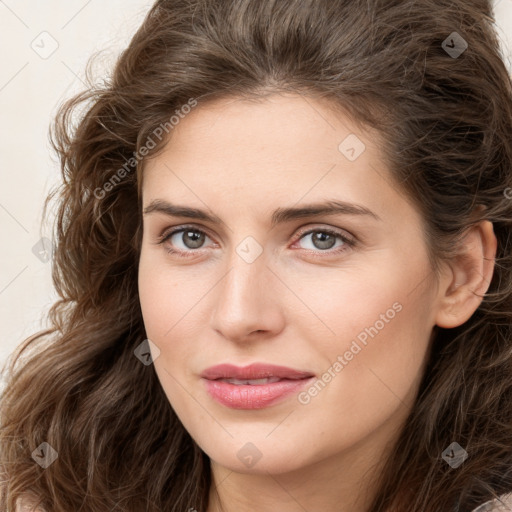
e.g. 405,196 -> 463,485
183,230 -> 205,248
312,232 -> 336,250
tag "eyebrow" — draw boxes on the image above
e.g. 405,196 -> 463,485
143,198 -> 382,227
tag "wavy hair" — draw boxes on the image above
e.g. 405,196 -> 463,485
1,0 -> 512,510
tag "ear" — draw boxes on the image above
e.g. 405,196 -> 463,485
435,220 -> 497,329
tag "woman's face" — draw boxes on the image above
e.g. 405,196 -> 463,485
138,93 -> 442,477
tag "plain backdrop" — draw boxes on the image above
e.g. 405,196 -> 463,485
1,0 -> 511,383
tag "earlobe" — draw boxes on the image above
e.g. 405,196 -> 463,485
434,220 -> 497,329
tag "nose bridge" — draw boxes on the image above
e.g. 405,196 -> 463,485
211,239 -> 280,340
219,244 -> 266,315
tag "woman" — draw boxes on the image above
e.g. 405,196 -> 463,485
2,0 -> 512,510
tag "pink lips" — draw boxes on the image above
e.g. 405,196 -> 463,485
200,363 -> 315,409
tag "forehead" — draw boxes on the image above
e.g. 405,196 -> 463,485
150,93 -> 378,165
141,93 -> 417,227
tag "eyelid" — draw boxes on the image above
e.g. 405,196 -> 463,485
157,224 -> 215,244
292,224 -> 356,244
156,222 -> 356,255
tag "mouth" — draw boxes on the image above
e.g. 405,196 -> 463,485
200,363 -> 316,409
216,376 -> 283,385
200,362 -> 315,381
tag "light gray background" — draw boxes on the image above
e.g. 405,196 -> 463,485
0,0 -> 511,377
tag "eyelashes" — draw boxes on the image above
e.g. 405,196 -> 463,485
156,224 -> 356,258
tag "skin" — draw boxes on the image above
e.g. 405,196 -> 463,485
137,93 -> 497,512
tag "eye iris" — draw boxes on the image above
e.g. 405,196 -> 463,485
173,230 -> 341,251
182,230 -> 205,249
312,232 -> 336,250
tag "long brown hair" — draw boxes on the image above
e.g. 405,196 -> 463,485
1,0 -> 512,510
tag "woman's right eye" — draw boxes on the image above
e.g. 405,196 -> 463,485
158,227 -> 215,256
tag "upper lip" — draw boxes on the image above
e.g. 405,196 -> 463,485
200,363 -> 315,380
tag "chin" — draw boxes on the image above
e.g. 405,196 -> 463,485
200,435 -> 315,475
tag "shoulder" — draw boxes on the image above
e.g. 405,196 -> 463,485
473,493 -> 512,511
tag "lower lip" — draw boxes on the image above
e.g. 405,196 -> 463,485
202,377 -> 314,409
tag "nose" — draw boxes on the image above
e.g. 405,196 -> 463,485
210,248 -> 285,344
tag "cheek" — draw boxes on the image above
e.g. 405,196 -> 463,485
137,255 -> 197,413
308,269 -> 434,428
137,250 -> 210,376
138,248 -> 190,338
138,265 -> 168,339
288,251 -> 431,358
298,248 -> 435,407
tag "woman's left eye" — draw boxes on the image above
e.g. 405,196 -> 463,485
157,226 -> 355,257
294,228 -> 355,254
